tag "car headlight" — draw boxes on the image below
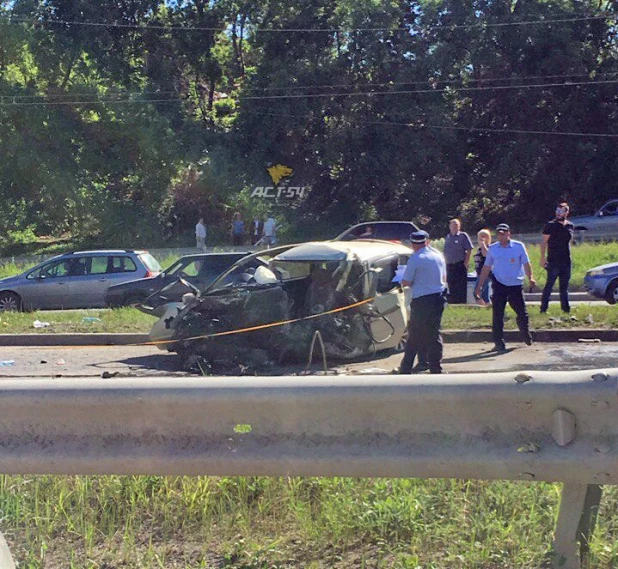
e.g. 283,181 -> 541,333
588,269 -> 605,276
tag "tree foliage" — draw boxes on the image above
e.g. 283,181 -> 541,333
0,0 -> 616,248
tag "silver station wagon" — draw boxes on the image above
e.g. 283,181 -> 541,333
0,250 -> 161,311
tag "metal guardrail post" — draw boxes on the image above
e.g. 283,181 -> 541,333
0,531 -> 15,569
552,484 -> 602,569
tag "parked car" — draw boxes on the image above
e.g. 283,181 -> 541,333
0,250 -> 161,311
105,252 -> 250,308
335,221 -> 420,243
584,262 -> 618,304
144,241 -> 412,370
570,200 -> 618,232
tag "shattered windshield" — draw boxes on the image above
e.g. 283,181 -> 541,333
205,246 -> 294,292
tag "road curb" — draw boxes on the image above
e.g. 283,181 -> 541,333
0,334 -> 149,346
0,329 -> 615,346
443,328 -> 618,343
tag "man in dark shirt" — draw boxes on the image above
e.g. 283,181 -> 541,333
540,202 -> 574,313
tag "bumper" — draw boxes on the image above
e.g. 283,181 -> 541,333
584,275 -> 607,299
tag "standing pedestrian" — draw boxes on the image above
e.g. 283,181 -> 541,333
444,218 -> 473,304
474,229 -> 492,305
251,215 -> 264,246
263,214 -> 277,247
195,218 -> 207,251
399,230 -> 448,375
231,212 -> 245,246
540,202 -> 574,313
475,223 -> 535,352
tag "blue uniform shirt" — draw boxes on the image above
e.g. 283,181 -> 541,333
484,240 -> 530,286
402,246 -> 447,299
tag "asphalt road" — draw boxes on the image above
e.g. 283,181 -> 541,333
1,341 -> 616,378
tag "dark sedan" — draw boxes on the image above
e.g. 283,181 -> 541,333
105,252 -> 250,308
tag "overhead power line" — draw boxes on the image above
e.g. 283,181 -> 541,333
0,78 -> 615,105
0,97 -> 179,106
242,110 -> 618,139
246,71 -> 618,92
2,72 -> 616,99
2,13 -> 613,33
239,79 -> 618,100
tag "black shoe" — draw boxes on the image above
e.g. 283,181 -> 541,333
429,367 -> 443,374
540,309 -> 547,314
411,363 -> 429,374
524,333 -> 533,346
490,343 -> 506,353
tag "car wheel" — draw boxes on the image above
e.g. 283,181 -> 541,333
605,280 -> 618,305
0,292 -> 23,312
124,293 -> 147,307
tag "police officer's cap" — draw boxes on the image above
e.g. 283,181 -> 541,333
495,223 -> 510,233
409,230 -> 429,243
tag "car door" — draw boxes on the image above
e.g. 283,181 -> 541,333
22,259 -> 76,309
67,255 -> 110,308
367,255 -> 409,349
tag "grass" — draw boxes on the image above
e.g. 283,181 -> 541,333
1,475 -> 618,568
0,307 -> 154,334
0,302 -> 613,335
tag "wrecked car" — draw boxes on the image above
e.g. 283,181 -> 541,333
142,241 -> 413,371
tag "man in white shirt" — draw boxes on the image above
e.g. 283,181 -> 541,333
263,215 -> 277,247
195,218 -> 207,251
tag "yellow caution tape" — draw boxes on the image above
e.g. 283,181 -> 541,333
141,296 -> 376,347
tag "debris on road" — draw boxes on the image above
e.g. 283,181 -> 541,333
32,320 -> 50,328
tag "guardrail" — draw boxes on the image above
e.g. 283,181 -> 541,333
0,370 -> 616,568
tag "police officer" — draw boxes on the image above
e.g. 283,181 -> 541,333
474,223 -> 535,352
399,230 -> 447,374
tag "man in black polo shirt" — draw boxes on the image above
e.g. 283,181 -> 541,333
540,202 -> 574,313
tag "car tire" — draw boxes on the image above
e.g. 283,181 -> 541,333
605,280 -> 618,305
0,291 -> 23,312
124,293 -> 147,307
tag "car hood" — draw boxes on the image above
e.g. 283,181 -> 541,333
587,262 -> 618,273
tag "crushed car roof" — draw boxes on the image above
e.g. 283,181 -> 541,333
273,240 -> 411,263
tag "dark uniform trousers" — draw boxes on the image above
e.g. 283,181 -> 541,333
491,279 -> 530,346
446,262 -> 467,304
400,292 -> 446,374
